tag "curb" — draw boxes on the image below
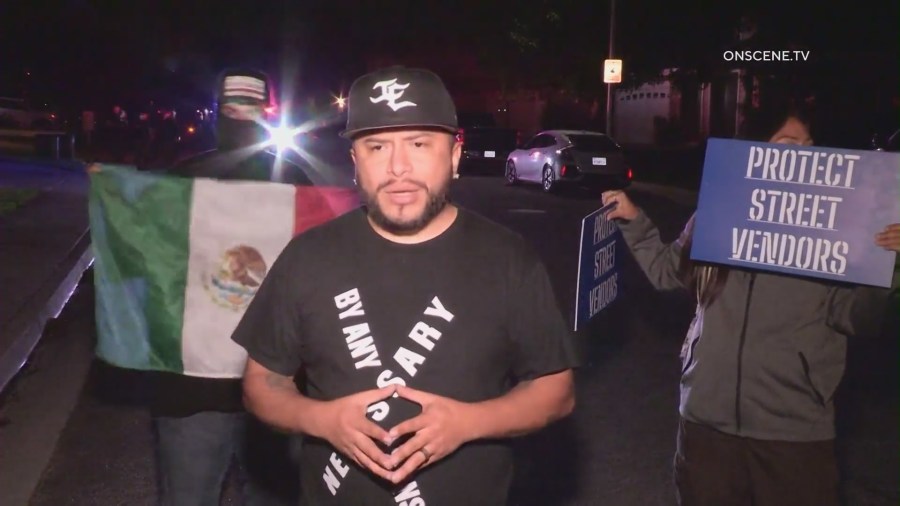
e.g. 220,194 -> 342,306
0,232 -> 93,394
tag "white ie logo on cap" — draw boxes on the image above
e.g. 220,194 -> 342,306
370,78 -> 417,111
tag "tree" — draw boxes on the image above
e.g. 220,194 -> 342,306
465,0 -> 608,96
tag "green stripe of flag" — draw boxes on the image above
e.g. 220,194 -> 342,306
90,165 -> 192,372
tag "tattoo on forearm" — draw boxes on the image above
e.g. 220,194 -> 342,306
264,372 -> 296,392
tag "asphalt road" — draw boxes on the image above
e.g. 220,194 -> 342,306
2,175 -> 897,506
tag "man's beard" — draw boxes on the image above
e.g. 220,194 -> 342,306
216,116 -> 268,151
359,171 -> 452,236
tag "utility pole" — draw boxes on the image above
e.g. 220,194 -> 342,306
605,0 -> 616,136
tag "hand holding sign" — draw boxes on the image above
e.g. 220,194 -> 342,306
384,385 -> 476,484
876,224 -> 900,252
601,189 -> 638,220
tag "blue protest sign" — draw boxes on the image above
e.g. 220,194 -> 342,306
692,138 -> 900,287
575,203 -> 621,331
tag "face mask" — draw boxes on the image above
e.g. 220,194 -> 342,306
216,115 -> 268,150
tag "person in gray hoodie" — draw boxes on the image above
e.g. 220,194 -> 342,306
601,101 -> 900,506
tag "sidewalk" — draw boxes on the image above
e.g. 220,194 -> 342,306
0,156 -> 93,394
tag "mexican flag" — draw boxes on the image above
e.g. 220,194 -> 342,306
89,164 -> 359,378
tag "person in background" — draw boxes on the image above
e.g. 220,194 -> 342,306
168,68 -> 311,185
602,94 -> 900,506
152,67 -> 319,506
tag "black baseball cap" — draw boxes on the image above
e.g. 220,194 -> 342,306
340,66 -> 458,139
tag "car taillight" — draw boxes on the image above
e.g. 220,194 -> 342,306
561,165 -> 567,176
627,167 -> 633,179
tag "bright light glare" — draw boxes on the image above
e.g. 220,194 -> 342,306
257,114 -> 325,157
267,124 -> 301,153
334,95 -> 346,109
247,93 -> 350,184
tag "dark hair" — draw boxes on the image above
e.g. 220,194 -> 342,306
739,96 -> 813,143
679,93 -> 813,306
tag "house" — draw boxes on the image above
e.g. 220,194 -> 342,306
612,74 -> 677,146
609,14 -> 803,147
611,63 -> 770,147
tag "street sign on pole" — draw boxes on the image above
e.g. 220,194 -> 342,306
605,0 -> 617,136
604,59 -> 623,84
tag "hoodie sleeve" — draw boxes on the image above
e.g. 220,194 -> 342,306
826,263 -> 900,338
616,209 -> 692,292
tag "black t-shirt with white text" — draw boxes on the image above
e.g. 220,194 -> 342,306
232,207 -> 579,506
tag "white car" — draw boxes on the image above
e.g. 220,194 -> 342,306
0,97 -> 57,130
505,130 -> 632,192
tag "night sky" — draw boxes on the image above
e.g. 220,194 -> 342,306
1,0 -> 897,133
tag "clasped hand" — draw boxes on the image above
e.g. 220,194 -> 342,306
317,385 -> 475,484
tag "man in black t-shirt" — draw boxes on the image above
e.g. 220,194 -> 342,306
232,66 -> 579,506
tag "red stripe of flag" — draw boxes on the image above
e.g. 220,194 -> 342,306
293,186 -> 360,236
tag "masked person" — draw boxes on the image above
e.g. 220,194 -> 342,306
230,66 -> 580,506
169,67 -> 312,185
602,96 -> 900,506
152,67 -> 334,506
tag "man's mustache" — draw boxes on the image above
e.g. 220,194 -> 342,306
376,179 -> 428,192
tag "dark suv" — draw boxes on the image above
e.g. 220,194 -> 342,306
457,112 -> 519,175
